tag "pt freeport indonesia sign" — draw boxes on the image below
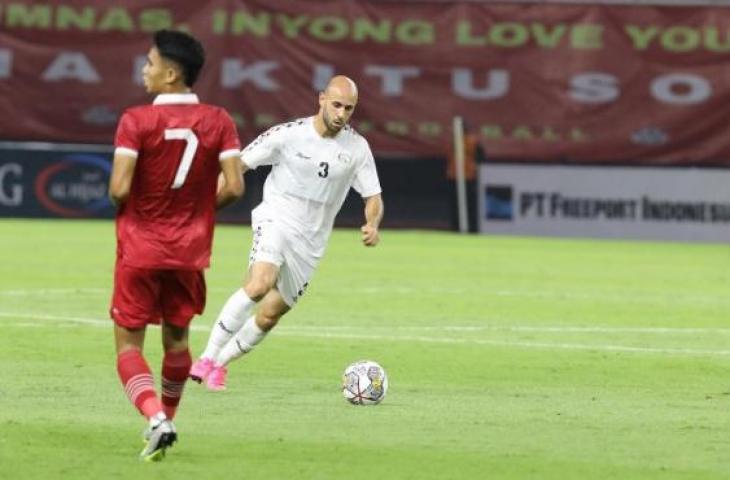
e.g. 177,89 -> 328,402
478,164 -> 730,243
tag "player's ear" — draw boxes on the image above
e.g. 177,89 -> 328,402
164,61 -> 182,86
318,91 -> 326,107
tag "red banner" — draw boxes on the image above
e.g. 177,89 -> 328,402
2,1 -> 730,164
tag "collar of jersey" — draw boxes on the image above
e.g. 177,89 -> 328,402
153,93 -> 200,105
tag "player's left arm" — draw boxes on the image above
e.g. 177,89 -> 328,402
110,110 -> 140,207
354,140 -> 383,247
212,109 -> 245,209
216,155 -> 244,209
361,193 -> 383,247
108,152 -> 137,206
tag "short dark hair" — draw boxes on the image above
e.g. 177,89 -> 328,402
153,29 -> 205,87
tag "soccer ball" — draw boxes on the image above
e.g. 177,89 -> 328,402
341,360 -> 388,405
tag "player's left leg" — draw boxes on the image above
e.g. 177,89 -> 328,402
114,324 -> 174,461
206,289 -> 290,391
137,269 -> 203,460
135,323 -> 189,462
111,263 -> 172,460
114,325 -> 165,419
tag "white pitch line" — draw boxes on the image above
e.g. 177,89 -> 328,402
2,311 -> 730,357
2,286 -> 729,307
318,325 -> 730,335
0,312 -> 208,331
328,286 -> 730,305
277,330 -> 730,357
275,324 -> 730,335
2,311 -> 729,336
0,288 -> 108,296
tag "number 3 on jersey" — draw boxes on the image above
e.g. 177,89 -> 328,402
318,161 -> 329,178
165,128 -> 199,189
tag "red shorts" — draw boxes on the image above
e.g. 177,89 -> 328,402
110,263 -> 206,329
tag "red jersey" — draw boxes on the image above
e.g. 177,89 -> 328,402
113,93 -> 240,270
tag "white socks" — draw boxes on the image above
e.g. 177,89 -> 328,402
216,315 -> 267,367
201,289 -> 255,361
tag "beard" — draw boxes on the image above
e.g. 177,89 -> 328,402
323,110 -> 344,134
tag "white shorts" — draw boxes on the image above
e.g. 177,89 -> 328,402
248,220 -> 318,307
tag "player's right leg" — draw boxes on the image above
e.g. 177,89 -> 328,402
191,262 -> 280,382
191,222 -> 285,381
160,323 -> 192,421
192,286 -> 257,378
156,269 -> 199,401
207,288 -> 291,390
206,245 -> 316,390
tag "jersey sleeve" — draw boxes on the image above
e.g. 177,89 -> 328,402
114,110 -> 141,158
351,139 -> 382,198
218,110 -> 242,161
240,124 -> 286,170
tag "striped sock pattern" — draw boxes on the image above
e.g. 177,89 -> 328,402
161,349 -> 192,420
117,349 -> 161,418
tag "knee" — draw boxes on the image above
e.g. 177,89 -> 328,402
162,324 -> 189,352
256,311 -> 281,332
117,344 -> 142,356
244,277 -> 275,301
163,337 -> 189,353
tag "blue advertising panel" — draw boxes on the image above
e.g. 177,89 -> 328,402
0,143 -> 115,218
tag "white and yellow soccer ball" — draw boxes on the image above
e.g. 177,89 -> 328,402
342,360 -> 388,405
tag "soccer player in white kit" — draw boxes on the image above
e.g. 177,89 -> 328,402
190,75 -> 384,390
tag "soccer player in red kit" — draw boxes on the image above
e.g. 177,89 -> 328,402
108,29 -> 243,461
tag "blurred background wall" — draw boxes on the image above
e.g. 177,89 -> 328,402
1,0 -> 729,238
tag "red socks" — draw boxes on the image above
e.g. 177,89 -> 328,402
117,348 -> 192,420
117,349 -> 163,419
161,349 -> 192,420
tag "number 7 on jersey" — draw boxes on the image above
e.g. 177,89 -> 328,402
165,128 -> 199,189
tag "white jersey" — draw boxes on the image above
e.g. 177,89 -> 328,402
241,117 -> 382,257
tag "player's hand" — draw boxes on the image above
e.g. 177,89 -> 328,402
216,172 -> 225,195
361,224 -> 380,247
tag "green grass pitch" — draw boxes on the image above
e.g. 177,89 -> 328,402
1,218 -> 729,479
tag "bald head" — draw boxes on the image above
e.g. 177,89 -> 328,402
324,75 -> 358,100
316,75 -> 359,137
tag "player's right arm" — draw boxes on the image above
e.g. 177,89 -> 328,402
240,123 -> 287,170
108,151 -> 138,206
